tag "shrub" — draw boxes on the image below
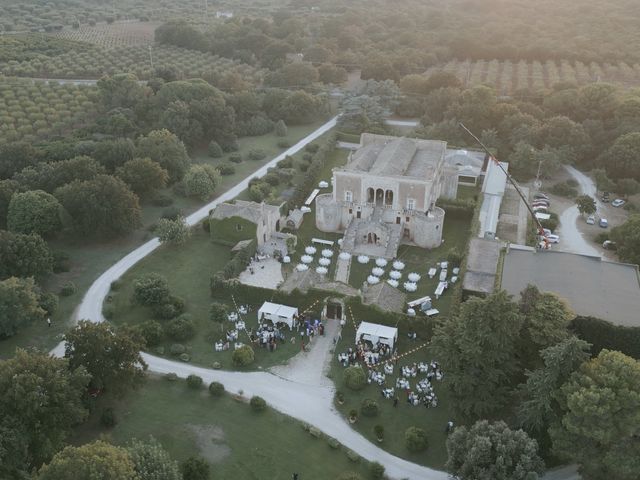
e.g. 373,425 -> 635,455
570,315 -> 640,359
110,279 -> 122,291
133,274 -> 170,306
446,247 -> 464,267
278,155 -> 294,168
327,437 -> 340,449
303,153 -> 313,162
344,365 -> 367,391
139,320 -> 164,346
180,456 -> 210,480
349,409 -> 358,421
152,295 -> 185,320
169,343 -> 186,355
60,281 -> 76,296
263,172 -> 280,186
179,353 -> 191,362
164,315 -> 196,341
549,181 -> 578,198
275,119 -> 288,137
370,462 -> 385,480
247,149 -> 267,161
164,372 -> 179,381
250,395 -> 267,412
305,143 -> 320,153
374,425 -> 384,440
309,427 -> 322,438
209,381 -> 225,397
186,374 -> 203,389
228,153 -> 242,163
161,206 -> 183,220
38,292 -> 58,316
52,251 -> 70,273
539,211 -> 559,232
208,141 -> 223,158
360,399 -> 379,417
217,163 -> 235,175
152,193 -> 174,207
346,450 -> 360,463
209,302 -> 227,322
100,408 -> 116,428
405,426 -> 428,452
183,164 -> 220,200
277,140 -> 291,148
232,345 -> 255,366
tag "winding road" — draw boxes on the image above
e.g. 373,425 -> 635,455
50,117 -> 580,479
556,166 -> 599,257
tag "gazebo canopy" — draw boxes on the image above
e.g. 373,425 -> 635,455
258,302 -> 299,329
356,321 -> 398,349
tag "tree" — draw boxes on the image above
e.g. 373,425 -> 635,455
156,216 -> 191,245
600,132 -> 640,180
446,420 -> 545,480
610,215 -> 640,265
180,456 -> 210,480
266,62 -> 319,87
339,95 -> 388,133
343,365 -> 367,391
54,175 -> 141,237
127,437 -> 180,480
116,158 -> 169,196
431,291 -> 523,420
93,138 -> 136,171
133,274 -> 171,306
98,73 -> 151,110
404,426 -> 428,453
15,156 -> 106,193
231,345 -> 255,367
615,178 -> 640,198
64,320 -> 147,394
550,350 -> 640,480
0,350 -> 90,472
7,190 -> 63,237
591,168 -> 615,193
183,164 -> 220,200
0,141 -> 38,179
207,141 -> 223,158
318,63 -> 347,84
0,230 -> 53,279
0,179 -> 21,228
279,90 -> 326,124
0,276 -> 45,337
38,441 -> 136,480
575,194 -> 596,216
136,130 -> 191,183
209,302 -> 227,322
517,337 -> 591,439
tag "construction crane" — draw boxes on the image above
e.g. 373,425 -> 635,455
458,123 -> 550,249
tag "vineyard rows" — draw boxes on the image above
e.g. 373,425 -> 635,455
0,77 -> 98,143
0,44 -> 262,85
50,22 -> 160,49
427,59 -> 640,95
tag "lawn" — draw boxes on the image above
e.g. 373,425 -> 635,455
72,377 -> 372,480
107,228 -> 302,370
332,322 -> 453,469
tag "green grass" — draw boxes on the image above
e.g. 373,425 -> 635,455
332,321 -> 453,469
72,377 -> 372,480
107,228 -> 301,370
347,215 -> 472,318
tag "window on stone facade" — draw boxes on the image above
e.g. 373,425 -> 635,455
407,198 -> 415,210
349,208 -> 353,214
345,190 -> 353,202
406,217 -> 410,222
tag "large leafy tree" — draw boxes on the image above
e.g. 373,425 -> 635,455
431,290 -> 523,419
601,132 -> 640,180
92,138 -> 136,172
0,350 -> 90,472
550,350 -> 640,480
54,175 -> 141,237
136,129 -> 191,183
97,72 -> 152,110
575,194 -> 596,216
446,420 -> 545,480
116,157 -> 169,196
0,179 -> 21,228
7,190 -> 63,237
127,437 -> 181,480
64,321 -> 147,394
156,216 -> 191,246
610,214 -> 640,265
183,164 -> 220,200
14,156 -> 106,193
38,441 -> 136,480
0,141 -> 39,179
0,276 -> 45,337
0,230 -> 53,279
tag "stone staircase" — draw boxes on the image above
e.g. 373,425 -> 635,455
341,218 -> 359,252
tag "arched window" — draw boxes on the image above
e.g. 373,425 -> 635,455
375,188 -> 384,206
367,187 -> 374,204
385,190 -> 393,206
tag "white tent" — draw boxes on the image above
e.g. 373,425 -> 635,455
356,321 -> 398,349
258,302 -> 299,329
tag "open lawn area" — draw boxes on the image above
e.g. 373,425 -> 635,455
332,322 -> 453,469
72,377 -> 372,480
347,214 -> 472,318
107,228 -> 303,370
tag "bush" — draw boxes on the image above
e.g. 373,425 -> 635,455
164,315 -> 196,341
539,211 -> 559,232
59,281 -> 76,296
360,399 -> 379,417
217,163 -> 235,175
209,302 -> 227,322
228,153 -> 242,163
180,456 -> 210,480
169,343 -> 186,355
52,250 -> 70,273
186,374 -> 203,389
100,408 -> 116,428
303,153 -> 313,162
344,365 -> 367,391
133,274 -> 170,306
305,143 -> 320,153
309,427 -> 322,438
327,437 -> 340,449
374,425 -> 384,440
250,395 -> 267,412
446,247 -> 464,267
370,462 -> 385,480
161,206 -> 183,220
263,172 -> 280,186
38,292 -> 58,316
232,345 -> 255,366
346,450 -> 360,463
164,372 -> 179,381
247,149 -> 267,161
209,381 -> 225,397
152,193 -> 174,207
275,119 -> 288,137
110,279 -> 122,291
208,141 -> 223,158
277,140 -> 291,148
139,320 -> 164,346
278,155 -> 294,168
570,315 -> 640,359
549,181 -> 578,198
405,426 -> 428,452
152,295 -> 185,320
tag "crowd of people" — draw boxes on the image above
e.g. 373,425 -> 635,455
337,340 -> 395,368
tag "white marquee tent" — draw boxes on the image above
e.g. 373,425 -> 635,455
258,301 -> 299,329
356,321 -> 398,349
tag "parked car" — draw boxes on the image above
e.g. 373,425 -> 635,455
543,228 -> 552,236
546,234 -> 560,244
601,192 -> 610,202
586,215 -> 595,225
534,193 -> 549,200
612,199 -> 626,207
602,240 -> 617,250
599,218 -> 608,228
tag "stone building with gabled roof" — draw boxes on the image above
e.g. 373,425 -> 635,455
316,133 -> 454,258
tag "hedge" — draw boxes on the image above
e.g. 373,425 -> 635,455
570,315 -> 640,359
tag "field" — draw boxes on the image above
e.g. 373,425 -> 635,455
51,22 -> 160,49
426,59 -> 640,95
0,77 -> 98,142
72,377 -> 372,480
0,43 -> 262,83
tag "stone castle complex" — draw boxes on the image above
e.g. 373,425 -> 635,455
316,134 -> 468,259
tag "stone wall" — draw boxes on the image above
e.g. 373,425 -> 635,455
409,207 -> 445,248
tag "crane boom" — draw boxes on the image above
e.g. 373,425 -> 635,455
458,123 -> 549,246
